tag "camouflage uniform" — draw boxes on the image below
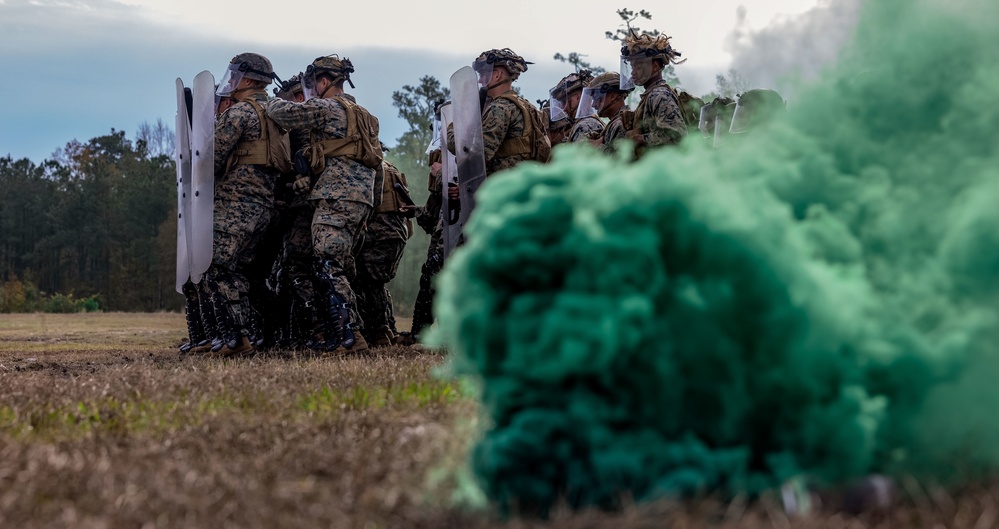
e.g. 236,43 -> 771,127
203,88 -> 278,349
482,90 -> 531,175
602,105 -> 631,151
568,115 -> 605,143
409,150 -> 445,340
267,81 -> 378,348
632,79 -> 687,147
355,161 -> 410,346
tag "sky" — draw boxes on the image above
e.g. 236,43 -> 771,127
0,0 -> 857,162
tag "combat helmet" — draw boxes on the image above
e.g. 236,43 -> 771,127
274,72 -> 304,100
472,48 -> 532,80
216,52 -> 280,98
619,33 -> 684,90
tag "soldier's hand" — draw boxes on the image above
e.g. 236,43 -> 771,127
447,184 -> 460,200
399,205 -> 420,218
430,162 -> 443,178
291,176 -> 312,193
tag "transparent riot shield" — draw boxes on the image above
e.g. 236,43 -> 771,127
439,102 -> 461,258
190,70 -> 215,283
175,78 -> 193,293
445,66 -> 487,258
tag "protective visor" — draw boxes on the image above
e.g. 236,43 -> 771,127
575,87 -> 604,119
215,63 -> 245,98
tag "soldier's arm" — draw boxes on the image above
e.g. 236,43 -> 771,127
481,100 -> 513,163
644,90 -> 688,146
266,98 -> 327,132
213,105 -> 248,175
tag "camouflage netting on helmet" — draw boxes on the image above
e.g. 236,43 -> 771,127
621,33 -> 684,65
435,0 -> 999,515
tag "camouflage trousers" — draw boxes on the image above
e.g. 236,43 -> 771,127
355,227 -> 407,340
312,198 -> 371,332
410,217 -> 444,337
202,199 -> 273,336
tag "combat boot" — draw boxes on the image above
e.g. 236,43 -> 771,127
215,336 -> 256,358
368,327 -> 395,348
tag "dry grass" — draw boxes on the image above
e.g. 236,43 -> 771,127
2,313 -> 999,528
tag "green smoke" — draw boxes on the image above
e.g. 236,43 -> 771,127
434,0 -> 999,514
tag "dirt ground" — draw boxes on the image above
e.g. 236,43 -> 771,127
1,313 -> 997,529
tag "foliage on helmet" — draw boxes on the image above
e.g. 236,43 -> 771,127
620,33 -> 685,66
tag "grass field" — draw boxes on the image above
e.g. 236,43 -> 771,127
2,313 -> 998,528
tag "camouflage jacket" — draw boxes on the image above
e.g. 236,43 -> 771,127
568,115 -> 604,143
266,94 -> 376,206
213,90 -> 278,207
602,105 -> 631,151
633,79 -> 688,147
366,210 -> 409,243
482,90 -> 529,176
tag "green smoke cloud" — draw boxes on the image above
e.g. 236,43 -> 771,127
434,0 -> 999,514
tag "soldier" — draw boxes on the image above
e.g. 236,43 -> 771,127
697,96 -> 736,148
549,70 -> 604,144
203,52 -> 282,356
619,33 -> 688,154
355,160 -> 412,347
267,54 -> 383,355
470,48 -> 550,175
397,148 -> 444,345
729,89 -> 786,134
577,71 -> 633,151
539,99 -> 572,146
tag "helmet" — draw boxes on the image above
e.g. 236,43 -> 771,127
619,33 -> 684,90
550,70 -> 595,102
274,73 -> 304,100
472,48 -> 532,80
576,72 -> 632,119
229,52 -> 277,83
729,89 -> 786,134
303,54 -> 356,99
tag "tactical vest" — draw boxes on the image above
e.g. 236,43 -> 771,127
632,81 -> 684,131
313,95 -> 383,170
492,93 -> 552,163
228,98 -> 293,174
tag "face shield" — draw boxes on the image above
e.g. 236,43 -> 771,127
216,62 -> 246,98
698,103 -> 717,136
620,55 -> 660,91
713,103 -> 737,148
728,98 -> 756,134
548,84 -> 571,122
426,114 -> 442,155
302,66 -> 321,101
472,60 -> 494,90
575,87 -> 604,119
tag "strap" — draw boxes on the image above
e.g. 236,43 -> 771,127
493,93 -> 533,157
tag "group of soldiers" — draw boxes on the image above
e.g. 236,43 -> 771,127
177,31 -> 786,358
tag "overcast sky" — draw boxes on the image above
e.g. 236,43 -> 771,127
0,0 -> 859,162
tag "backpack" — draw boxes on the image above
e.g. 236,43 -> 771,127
675,89 -> 705,129
493,93 -> 552,163
229,98 -> 293,174
313,95 -> 383,170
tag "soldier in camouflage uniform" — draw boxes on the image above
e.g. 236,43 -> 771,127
619,33 -> 688,154
549,70 -> 604,144
539,99 -> 572,146
203,52 -> 282,356
470,48 -> 541,176
397,149 -> 444,345
581,72 -> 633,152
355,160 -> 412,347
267,54 -> 380,355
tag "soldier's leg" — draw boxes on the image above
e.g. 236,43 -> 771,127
206,200 -> 271,355
283,204 -> 318,347
311,198 -> 371,353
408,220 -> 444,340
179,280 -> 207,355
355,237 -> 406,347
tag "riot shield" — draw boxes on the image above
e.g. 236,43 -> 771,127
175,79 -> 194,293
190,70 -> 215,283
444,66 -> 487,257
439,101 -> 460,257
